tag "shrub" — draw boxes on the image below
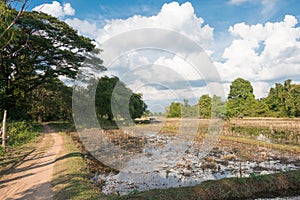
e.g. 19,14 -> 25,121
4,121 -> 41,147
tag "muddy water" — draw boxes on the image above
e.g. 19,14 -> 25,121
91,130 -> 300,195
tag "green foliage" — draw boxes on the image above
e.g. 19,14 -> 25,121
129,93 -> 147,119
5,121 -> 41,146
264,79 -> 300,117
227,78 -> 258,117
181,99 -> 198,118
167,102 -> 182,118
27,78 -> 73,122
0,7 -> 105,117
0,146 -> 4,156
93,76 -> 147,121
198,94 -> 212,119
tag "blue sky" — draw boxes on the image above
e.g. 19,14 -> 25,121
28,0 -> 300,27
27,0 -> 300,111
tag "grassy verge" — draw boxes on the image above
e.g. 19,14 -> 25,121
52,131 -> 106,200
118,170 -> 300,200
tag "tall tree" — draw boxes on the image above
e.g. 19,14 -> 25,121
0,9 -> 104,115
93,76 -> 147,121
198,94 -> 212,119
167,102 -> 182,118
227,78 -> 258,117
265,79 -> 300,117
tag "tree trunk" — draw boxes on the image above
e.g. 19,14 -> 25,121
2,110 -> 7,150
38,114 -> 42,124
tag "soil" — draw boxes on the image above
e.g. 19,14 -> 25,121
0,125 -> 63,200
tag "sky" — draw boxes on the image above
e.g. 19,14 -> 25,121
26,0 -> 300,112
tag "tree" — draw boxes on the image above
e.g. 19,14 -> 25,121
167,102 -> 182,118
0,9 -> 104,116
0,0 -> 28,40
28,79 -> 72,122
129,93 -> 147,119
93,76 -> 147,121
227,78 -> 258,117
264,79 -> 300,117
198,94 -> 212,119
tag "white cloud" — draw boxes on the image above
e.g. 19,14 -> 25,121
63,3 -> 75,16
216,14 -> 300,98
228,0 -> 251,5
44,1 -> 300,105
33,1 -> 75,18
69,2 -> 213,51
65,18 -> 98,37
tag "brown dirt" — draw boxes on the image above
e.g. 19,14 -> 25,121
0,125 -> 63,200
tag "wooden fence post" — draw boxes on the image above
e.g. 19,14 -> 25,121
2,110 -> 7,149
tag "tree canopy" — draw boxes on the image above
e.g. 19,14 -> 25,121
198,94 -> 211,119
227,78 -> 258,117
167,102 -> 182,118
0,6 -> 104,114
93,76 -> 147,121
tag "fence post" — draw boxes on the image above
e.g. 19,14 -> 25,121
2,110 -> 7,150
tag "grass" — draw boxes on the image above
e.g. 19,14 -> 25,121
116,170 -> 300,200
220,135 -> 300,154
52,131 -> 106,200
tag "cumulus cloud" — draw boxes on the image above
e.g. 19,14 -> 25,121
216,14 -> 300,98
67,2 -> 218,105
33,1 -> 75,18
65,18 -> 98,37
69,2 -> 214,51
33,1 -> 300,105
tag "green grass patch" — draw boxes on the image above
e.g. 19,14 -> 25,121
52,132 -> 106,200
4,121 -> 41,147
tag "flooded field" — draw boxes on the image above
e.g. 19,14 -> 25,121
80,118 -> 300,195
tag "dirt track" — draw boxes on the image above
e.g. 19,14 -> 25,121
0,125 -> 63,200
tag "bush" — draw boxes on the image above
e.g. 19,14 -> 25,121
4,121 -> 41,147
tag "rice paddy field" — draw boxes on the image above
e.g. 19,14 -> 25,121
76,117 -> 300,196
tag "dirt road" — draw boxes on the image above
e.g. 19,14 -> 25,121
0,125 -> 63,200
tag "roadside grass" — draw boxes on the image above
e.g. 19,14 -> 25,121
117,170 -> 300,200
52,131 -> 106,200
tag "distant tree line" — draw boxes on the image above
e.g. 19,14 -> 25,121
166,78 -> 300,119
